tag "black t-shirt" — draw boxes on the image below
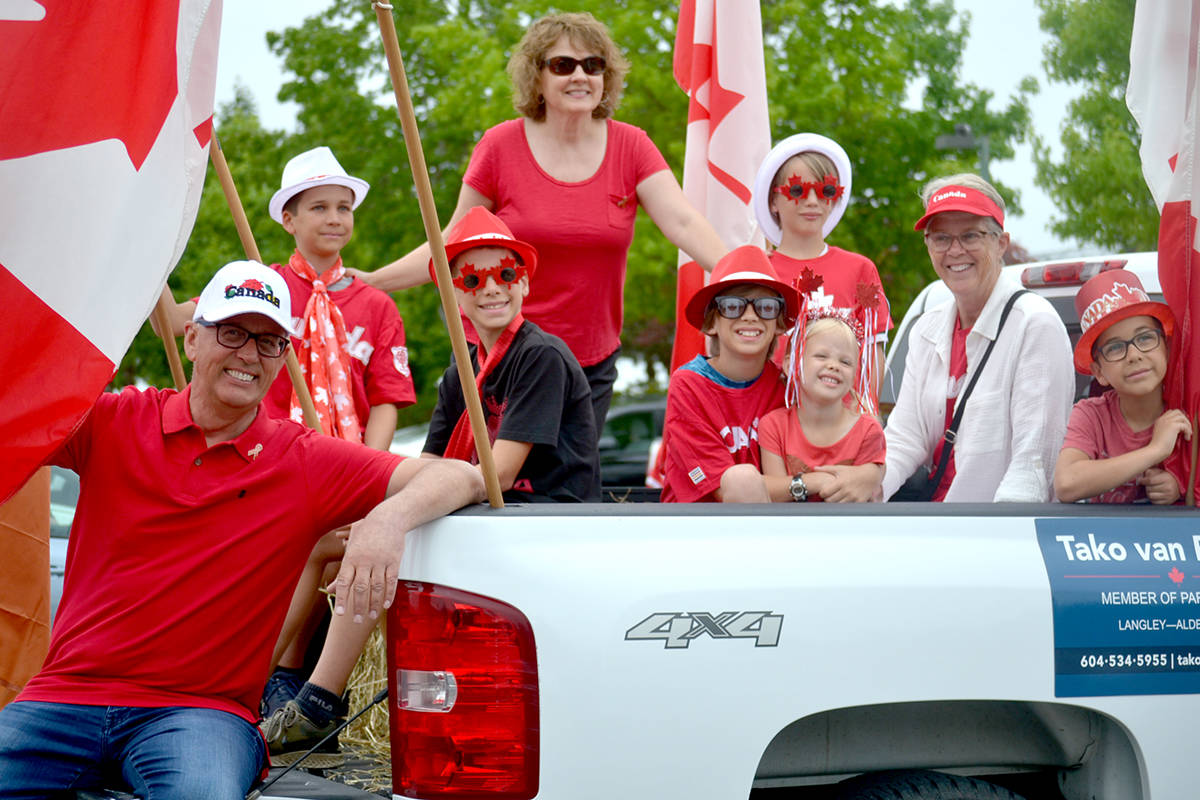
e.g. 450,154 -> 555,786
424,321 -> 600,502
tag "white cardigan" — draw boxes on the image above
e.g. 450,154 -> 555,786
882,274 -> 1074,502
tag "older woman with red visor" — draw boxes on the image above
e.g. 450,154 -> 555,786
882,174 -> 1073,502
361,12 -> 726,432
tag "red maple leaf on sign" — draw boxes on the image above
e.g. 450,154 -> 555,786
794,267 -> 824,296
1169,566 -> 1185,584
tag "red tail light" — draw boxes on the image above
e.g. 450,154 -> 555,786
387,583 -> 539,799
1020,258 -> 1128,287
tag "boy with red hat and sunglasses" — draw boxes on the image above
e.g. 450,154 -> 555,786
660,246 -> 798,503
422,206 -> 600,503
1054,270 -> 1190,504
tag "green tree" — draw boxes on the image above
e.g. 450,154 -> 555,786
1032,0 -> 1156,251
118,0 -> 1034,416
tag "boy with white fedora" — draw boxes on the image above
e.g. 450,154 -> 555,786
1054,269 -> 1190,504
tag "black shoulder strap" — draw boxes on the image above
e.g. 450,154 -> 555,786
925,289 -> 1030,493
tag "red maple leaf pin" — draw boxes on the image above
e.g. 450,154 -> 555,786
794,267 -> 824,295
1169,566 -> 1185,584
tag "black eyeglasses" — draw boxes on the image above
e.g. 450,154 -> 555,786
541,55 -> 607,76
712,295 -> 786,320
1095,329 -> 1164,363
197,321 -> 289,358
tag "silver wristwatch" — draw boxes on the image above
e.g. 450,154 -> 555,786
789,473 -> 808,502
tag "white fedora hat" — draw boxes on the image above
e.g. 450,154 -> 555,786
268,146 -> 370,223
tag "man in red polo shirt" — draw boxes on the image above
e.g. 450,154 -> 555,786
0,261 -> 485,800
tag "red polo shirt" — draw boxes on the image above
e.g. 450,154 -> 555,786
20,386 -> 402,723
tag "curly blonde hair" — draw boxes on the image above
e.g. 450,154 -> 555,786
507,12 -> 630,121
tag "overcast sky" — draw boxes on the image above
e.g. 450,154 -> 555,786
215,0 -> 1089,258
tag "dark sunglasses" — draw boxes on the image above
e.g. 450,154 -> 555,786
541,55 -> 607,76
196,321 -> 289,358
712,295 -> 786,320
453,260 -> 525,294
774,175 -> 844,204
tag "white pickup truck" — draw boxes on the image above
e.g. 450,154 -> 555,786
381,253 -> 1200,800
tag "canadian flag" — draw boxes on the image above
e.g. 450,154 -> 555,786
0,0 -> 222,501
1126,0 -> 1200,501
669,0 -> 770,371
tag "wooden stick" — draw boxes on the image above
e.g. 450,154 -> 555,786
372,2 -> 504,508
209,132 -> 322,432
151,295 -> 187,390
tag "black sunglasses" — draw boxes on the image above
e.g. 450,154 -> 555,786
542,55 -> 607,76
712,295 -> 786,320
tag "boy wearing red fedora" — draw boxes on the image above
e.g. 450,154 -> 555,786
422,206 -> 600,503
660,246 -> 798,502
1054,269 -> 1190,504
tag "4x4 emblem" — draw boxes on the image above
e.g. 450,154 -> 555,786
625,612 -> 783,649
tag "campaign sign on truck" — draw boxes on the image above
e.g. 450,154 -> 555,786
1036,518 -> 1200,697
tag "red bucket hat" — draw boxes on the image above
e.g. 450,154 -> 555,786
430,206 -> 539,284
1072,268 -> 1174,373
684,245 -> 799,330
913,184 -> 1005,231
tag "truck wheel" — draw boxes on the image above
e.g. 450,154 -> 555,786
832,769 -> 1027,800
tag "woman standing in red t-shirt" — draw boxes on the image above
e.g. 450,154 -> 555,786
360,12 -> 725,430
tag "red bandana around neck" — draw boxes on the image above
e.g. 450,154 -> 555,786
442,314 -> 525,463
286,250 -> 362,442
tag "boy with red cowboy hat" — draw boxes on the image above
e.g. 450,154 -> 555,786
421,206 -> 600,503
1054,269 -> 1191,504
660,245 -> 799,503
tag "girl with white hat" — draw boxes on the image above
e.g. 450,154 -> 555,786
752,133 -> 892,403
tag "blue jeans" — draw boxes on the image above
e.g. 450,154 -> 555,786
0,701 -> 264,800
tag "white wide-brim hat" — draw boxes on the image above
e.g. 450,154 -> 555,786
752,133 -> 853,246
268,146 -> 370,223
193,260 -> 296,335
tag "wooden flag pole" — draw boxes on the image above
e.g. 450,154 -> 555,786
1189,417 -> 1197,506
209,132 -> 322,432
371,1 -> 504,508
151,298 -> 188,390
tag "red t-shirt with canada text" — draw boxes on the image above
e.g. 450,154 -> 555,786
463,118 -> 669,366
758,409 -> 885,501
265,268 -> 415,427
660,357 -> 786,502
21,386 -> 401,723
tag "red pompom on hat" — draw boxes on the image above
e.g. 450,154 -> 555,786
913,184 -> 1005,231
1072,268 -> 1174,373
684,245 -> 799,330
430,206 -> 539,285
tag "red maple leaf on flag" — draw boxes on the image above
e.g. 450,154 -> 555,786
1169,566 -> 1185,584
0,1 -> 184,170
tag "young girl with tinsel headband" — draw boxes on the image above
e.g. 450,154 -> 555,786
758,307 -> 886,503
